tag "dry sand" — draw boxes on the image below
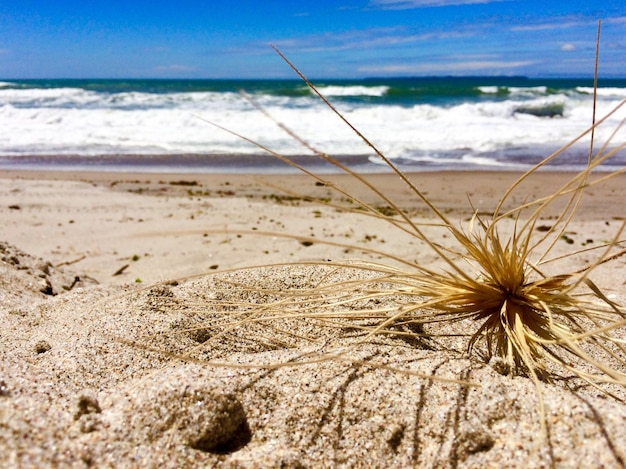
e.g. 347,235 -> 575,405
1,169 -> 626,468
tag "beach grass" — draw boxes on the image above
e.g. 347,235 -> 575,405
115,38 -> 626,453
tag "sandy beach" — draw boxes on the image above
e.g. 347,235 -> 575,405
2,168 -> 626,468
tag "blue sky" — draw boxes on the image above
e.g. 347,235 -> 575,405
1,0 -> 625,78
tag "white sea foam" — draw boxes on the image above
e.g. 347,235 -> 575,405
0,85 -> 625,171
315,85 -> 389,97
477,86 -> 500,94
576,87 -> 626,98
508,86 -> 548,96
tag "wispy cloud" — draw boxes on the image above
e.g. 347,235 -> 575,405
605,16 -> 626,25
509,20 -> 588,32
272,27 -> 474,53
220,11 -> 624,78
369,0 -> 508,9
358,59 -> 534,74
153,64 -> 196,72
509,15 -> 626,32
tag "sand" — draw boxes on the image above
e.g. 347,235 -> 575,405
1,169 -> 626,468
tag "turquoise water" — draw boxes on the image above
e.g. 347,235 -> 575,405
7,76 -> 626,106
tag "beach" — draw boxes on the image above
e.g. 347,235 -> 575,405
1,168 -> 626,467
2,168 -> 625,283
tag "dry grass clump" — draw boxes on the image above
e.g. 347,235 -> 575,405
130,43 -> 626,440
193,45 -> 626,391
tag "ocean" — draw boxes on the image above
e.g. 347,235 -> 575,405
1,77 -> 625,173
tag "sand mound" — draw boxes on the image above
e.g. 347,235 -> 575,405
2,255 -> 625,468
0,241 -> 93,310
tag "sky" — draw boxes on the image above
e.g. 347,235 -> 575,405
1,0 -> 625,79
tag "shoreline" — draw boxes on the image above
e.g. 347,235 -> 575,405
0,153 -> 381,175
2,150 -> 624,175
3,167 -> 626,217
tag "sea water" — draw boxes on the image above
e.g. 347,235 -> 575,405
0,77 -> 625,172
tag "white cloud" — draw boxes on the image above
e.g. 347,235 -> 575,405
272,27 -> 473,53
153,64 -> 196,72
369,0 -> 507,9
509,20 -> 587,32
560,43 -> 576,52
508,15 -> 626,33
605,16 -> 626,25
358,60 -> 534,74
